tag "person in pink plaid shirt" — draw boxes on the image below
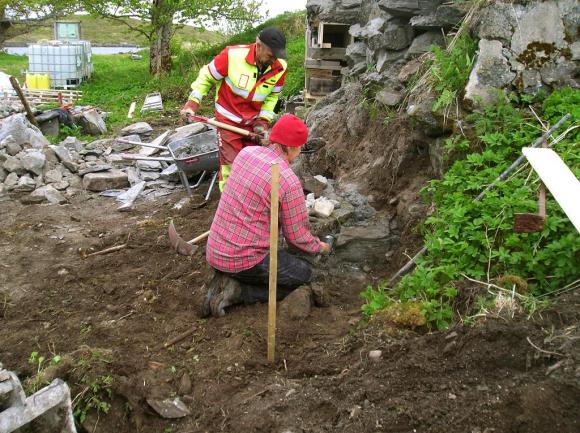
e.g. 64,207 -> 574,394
202,114 -> 331,317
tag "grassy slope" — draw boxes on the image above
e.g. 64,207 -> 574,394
7,15 -> 223,47
0,11 -> 305,132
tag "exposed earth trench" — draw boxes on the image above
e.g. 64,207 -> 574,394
0,186 -> 578,433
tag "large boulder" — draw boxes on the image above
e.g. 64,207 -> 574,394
464,39 -> 516,106
78,109 -> 107,135
511,2 -> 568,59
0,114 -> 50,149
83,169 -> 129,192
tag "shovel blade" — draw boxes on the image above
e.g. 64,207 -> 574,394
168,220 -> 198,256
513,213 -> 545,233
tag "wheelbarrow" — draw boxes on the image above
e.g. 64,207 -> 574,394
119,128 -> 220,201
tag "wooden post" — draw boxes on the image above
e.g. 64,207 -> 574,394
267,163 -> 280,363
9,76 -> 39,127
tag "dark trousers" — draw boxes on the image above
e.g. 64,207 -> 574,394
225,250 -> 313,304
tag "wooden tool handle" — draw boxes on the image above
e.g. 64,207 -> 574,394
187,230 -> 210,245
190,115 -> 256,138
10,76 -> 39,127
267,163 -> 280,363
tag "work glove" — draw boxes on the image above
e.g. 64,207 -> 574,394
180,100 -> 199,122
252,119 -> 270,145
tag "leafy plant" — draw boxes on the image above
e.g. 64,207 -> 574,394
429,33 -> 477,111
73,375 -> 113,424
362,88 -> 579,329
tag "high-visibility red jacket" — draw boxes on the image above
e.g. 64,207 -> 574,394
188,43 -> 288,125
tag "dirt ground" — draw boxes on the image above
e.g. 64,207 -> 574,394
0,188 -> 579,433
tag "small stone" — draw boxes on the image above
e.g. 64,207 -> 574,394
78,163 -> 113,176
4,172 -> 18,188
51,145 -> 72,162
3,156 -> 25,175
52,180 -> 70,191
369,350 -> 383,360
44,169 -> 63,184
30,185 -> 67,204
313,197 -> 335,218
19,149 -> 46,175
112,134 -> 141,152
137,159 -> 162,171
445,331 -> 458,340
3,136 -> 22,156
349,405 -> 362,419
83,170 -> 129,192
303,175 -> 327,197
60,136 -> 84,153
443,340 -> 457,354
14,174 -> 36,192
448,393 -> 457,400
146,397 -> 191,419
311,283 -> 329,307
121,122 -> 153,136
376,88 -> 403,107
62,161 -> 78,173
476,385 -> 490,392
279,286 -> 312,320
178,373 -> 192,396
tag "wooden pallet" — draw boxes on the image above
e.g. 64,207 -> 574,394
2,89 -> 82,105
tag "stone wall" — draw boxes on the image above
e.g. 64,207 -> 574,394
306,0 -> 579,106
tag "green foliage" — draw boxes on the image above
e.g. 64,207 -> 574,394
362,88 -> 579,330
429,34 -> 477,111
360,282 -> 391,316
73,375 -> 113,424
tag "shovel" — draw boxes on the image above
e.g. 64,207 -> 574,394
513,136 -> 548,233
168,220 -> 210,256
514,182 -> 546,233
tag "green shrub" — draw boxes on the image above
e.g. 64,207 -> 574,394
363,88 -> 579,330
429,33 -> 477,111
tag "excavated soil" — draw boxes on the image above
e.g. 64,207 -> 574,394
0,189 -> 579,433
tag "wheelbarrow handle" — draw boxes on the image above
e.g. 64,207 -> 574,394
121,154 -> 174,162
116,138 -> 167,150
188,114 -> 259,139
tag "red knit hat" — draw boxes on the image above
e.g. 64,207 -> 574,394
269,114 -> 308,147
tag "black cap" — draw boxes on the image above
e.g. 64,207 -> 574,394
258,27 -> 287,59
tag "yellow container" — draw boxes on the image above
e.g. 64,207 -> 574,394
25,73 -> 50,89
36,74 -> 50,89
25,73 -> 38,89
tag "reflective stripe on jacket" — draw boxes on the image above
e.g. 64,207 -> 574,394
189,43 -> 287,124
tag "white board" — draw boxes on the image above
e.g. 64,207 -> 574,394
522,147 -> 580,233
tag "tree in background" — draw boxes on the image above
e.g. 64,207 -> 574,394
82,0 -> 263,76
0,0 -> 76,47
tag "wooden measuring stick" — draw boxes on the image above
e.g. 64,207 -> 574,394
9,76 -> 39,127
267,163 -> 280,363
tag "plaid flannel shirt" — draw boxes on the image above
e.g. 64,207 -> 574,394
206,144 -> 322,273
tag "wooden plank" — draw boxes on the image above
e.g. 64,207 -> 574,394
522,147 -> 580,233
267,163 -> 280,363
310,47 -> 347,61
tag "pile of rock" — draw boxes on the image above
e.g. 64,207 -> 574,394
0,116 -> 214,206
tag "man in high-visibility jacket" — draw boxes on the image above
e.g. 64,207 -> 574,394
180,27 -> 288,191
